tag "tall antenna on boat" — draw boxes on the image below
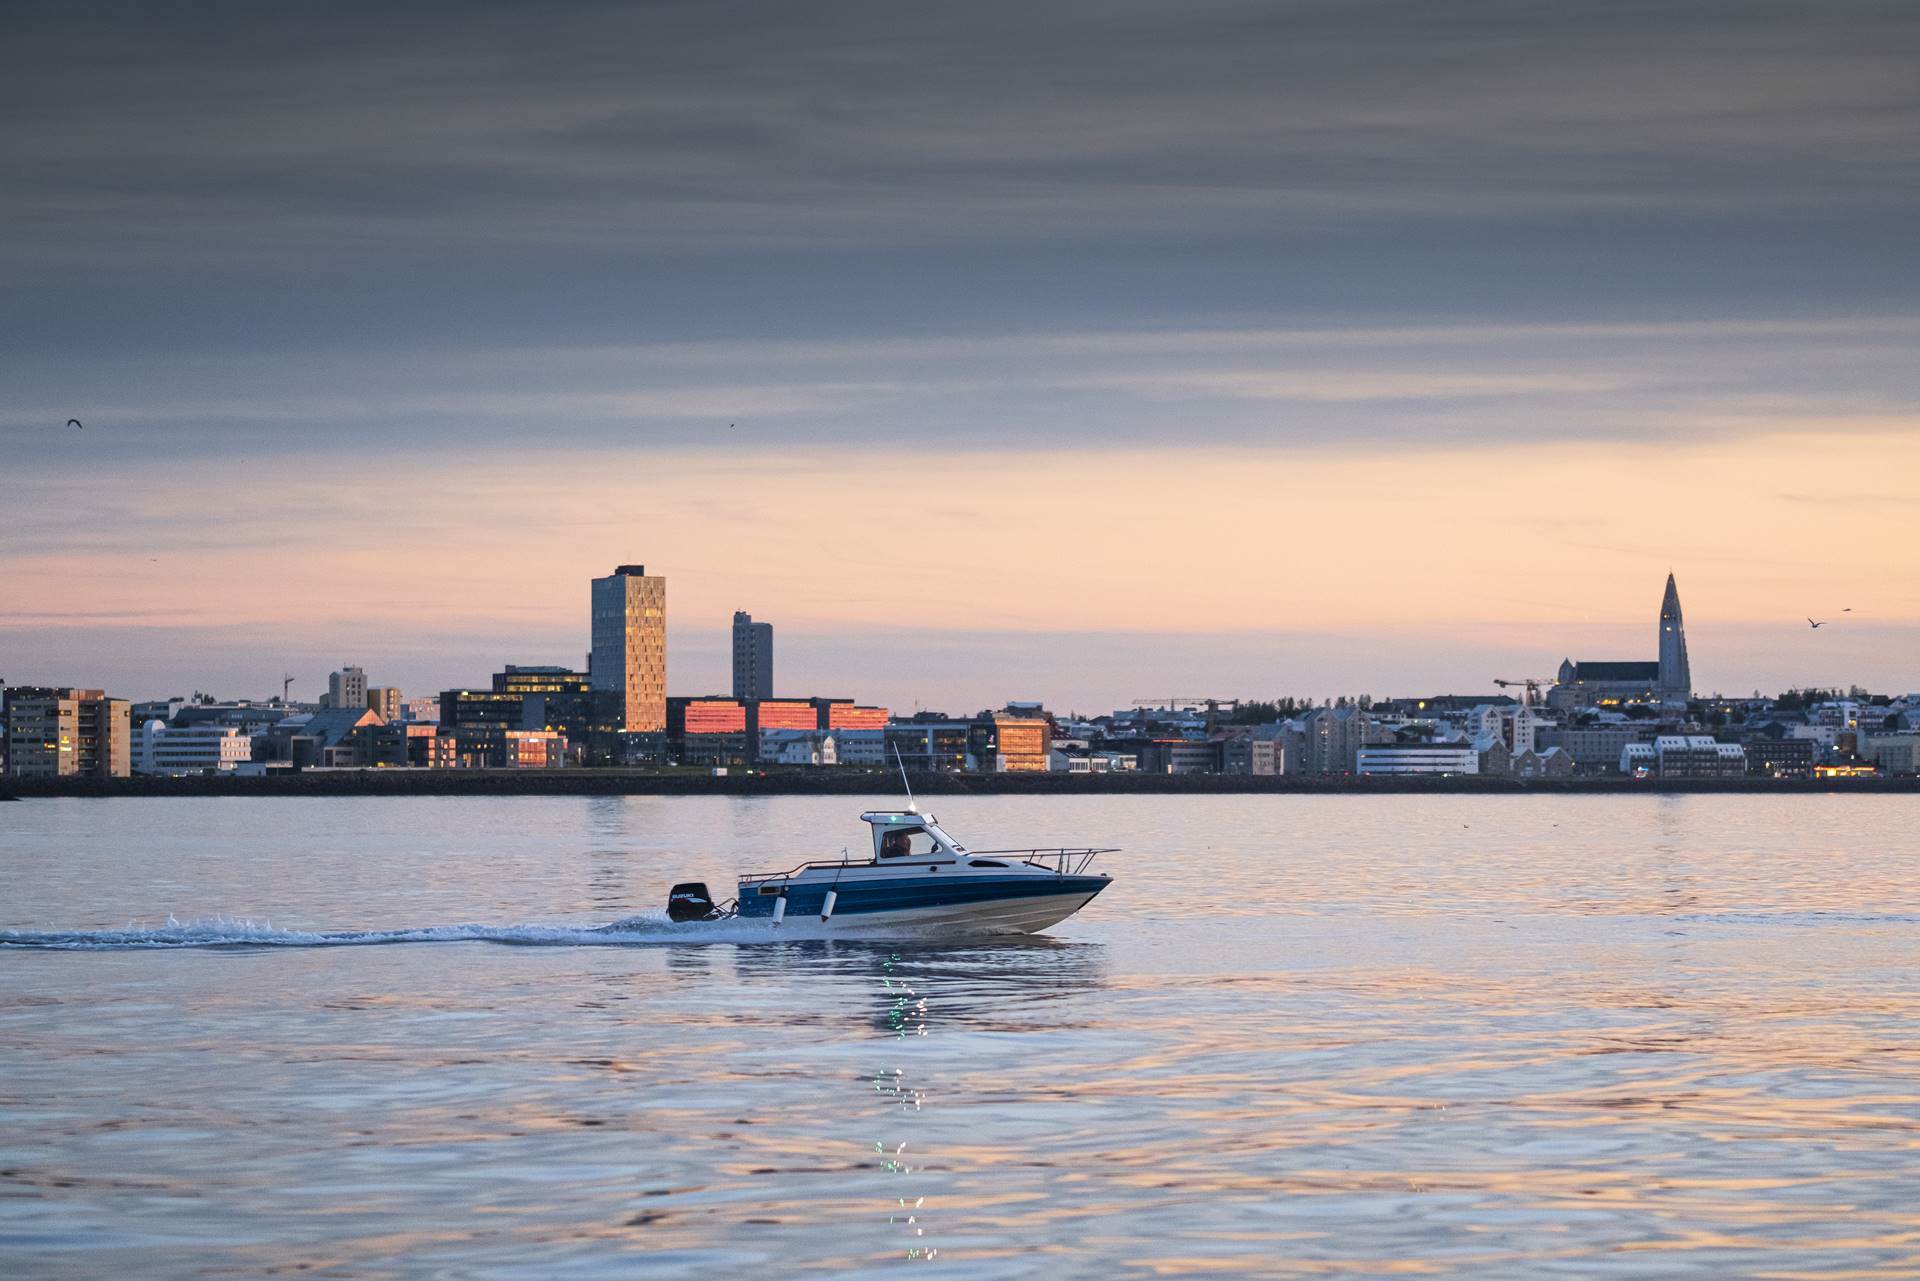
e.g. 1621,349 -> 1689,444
893,744 -> 918,813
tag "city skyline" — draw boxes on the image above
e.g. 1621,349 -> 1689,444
4,2 -> 1916,709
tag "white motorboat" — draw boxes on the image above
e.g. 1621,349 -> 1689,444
665,806 -> 1114,936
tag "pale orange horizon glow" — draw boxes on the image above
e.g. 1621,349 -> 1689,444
6,426 -> 1916,649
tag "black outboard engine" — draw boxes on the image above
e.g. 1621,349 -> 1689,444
667,882 -> 720,922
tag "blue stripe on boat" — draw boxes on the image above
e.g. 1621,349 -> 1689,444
736,874 -> 1107,918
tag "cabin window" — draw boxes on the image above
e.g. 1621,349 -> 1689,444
968,859 -> 1007,868
757,885 -> 782,896
880,827 -> 941,858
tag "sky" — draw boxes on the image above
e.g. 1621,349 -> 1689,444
4,0 -> 1917,710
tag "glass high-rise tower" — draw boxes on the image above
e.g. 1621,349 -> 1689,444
590,564 -> 667,733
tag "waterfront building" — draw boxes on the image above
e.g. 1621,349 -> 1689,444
133,720 -> 252,775
667,697 -> 751,767
820,701 -> 888,731
759,728 -> 837,766
1300,706 -> 1369,775
970,712 -> 1051,772
831,728 -> 886,766
1535,723 -> 1656,774
1473,733 -> 1512,776
755,699 -> 818,733
1510,746 -> 1575,778
495,666 -> 594,744
437,671 -> 590,767
327,666 -> 368,710
1356,742 -> 1479,775
503,729 -> 567,769
731,611 -> 773,701
1622,735 -> 1745,778
1744,735 -> 1815,779
1549,574 -> 1695,712
366,687 -> 402,721
1138,739 -> 1219,774
885,720 -> 973,772
3,687 -> 131,779
268,708 -> 386,769
590,564 -> 667,733
1220,724 -> 1287,776
1858,733 -> 1920,776
350,721 -> 445,768
1052,749 -> 1139,773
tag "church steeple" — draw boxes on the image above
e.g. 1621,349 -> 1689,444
1658,573 -> 1691,699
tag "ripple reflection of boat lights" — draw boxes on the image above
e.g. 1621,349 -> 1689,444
876,952 -> 935,1262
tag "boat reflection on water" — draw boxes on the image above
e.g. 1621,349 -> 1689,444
730,934 -> 1111,1034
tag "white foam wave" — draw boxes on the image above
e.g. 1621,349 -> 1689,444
0,913 -> 790,951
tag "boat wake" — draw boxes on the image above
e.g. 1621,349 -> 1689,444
0,913 -> 793,951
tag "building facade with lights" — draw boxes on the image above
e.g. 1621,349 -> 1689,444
590,565 -> 667,734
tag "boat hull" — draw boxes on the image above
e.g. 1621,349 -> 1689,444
737,873 -> 1109,937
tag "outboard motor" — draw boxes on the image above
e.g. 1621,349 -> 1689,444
666,882 -> 719,923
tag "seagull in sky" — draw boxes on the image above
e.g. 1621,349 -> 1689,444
66,418 -> 82,429
1807,618 -> 1825,628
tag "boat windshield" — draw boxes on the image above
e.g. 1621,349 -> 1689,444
878,826 -> 942,859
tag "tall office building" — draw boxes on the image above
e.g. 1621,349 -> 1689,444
328,665 -> 368,710
590,565 -> 667,733
731,611 -> 773,701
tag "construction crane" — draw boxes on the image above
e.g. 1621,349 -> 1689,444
282,673 -> 295,703
1493,678 -> 1553,708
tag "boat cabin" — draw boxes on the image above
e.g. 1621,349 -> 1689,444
859,810 -> 969,863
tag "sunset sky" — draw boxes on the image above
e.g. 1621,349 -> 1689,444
4,1 -> 1916,710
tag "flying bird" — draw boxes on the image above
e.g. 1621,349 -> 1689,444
1807,618 -> 1825,628
66,418 -> 82,429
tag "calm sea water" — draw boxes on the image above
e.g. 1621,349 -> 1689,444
2,794 -> 1917,1279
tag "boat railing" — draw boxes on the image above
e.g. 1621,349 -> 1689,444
971,847 -> 1119,876
738,847 -> 1116,885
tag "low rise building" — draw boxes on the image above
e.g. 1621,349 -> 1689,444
134,720 -> 253,775
1743,734 -> 1816,779
1623,735 -> 1746,778
668,697 -> 751,767
831,728 -> 885,766
760,729 -> 837,766
1536,724 -> 1656,774
1510,746 -> 1574,778
1356,742 -> 1479,775
971,713 -> 1050,772
886,720 -> 972,772
1858,733 -> 1920,777
1138,739 -> 1219,774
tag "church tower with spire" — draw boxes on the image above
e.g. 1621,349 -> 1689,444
1658,573 -> 1691,703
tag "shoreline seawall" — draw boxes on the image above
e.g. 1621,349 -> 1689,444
3,770 -> 1916,799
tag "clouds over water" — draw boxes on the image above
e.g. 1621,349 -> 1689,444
5,1 -> 1917,698
6,0 -> 1917,273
